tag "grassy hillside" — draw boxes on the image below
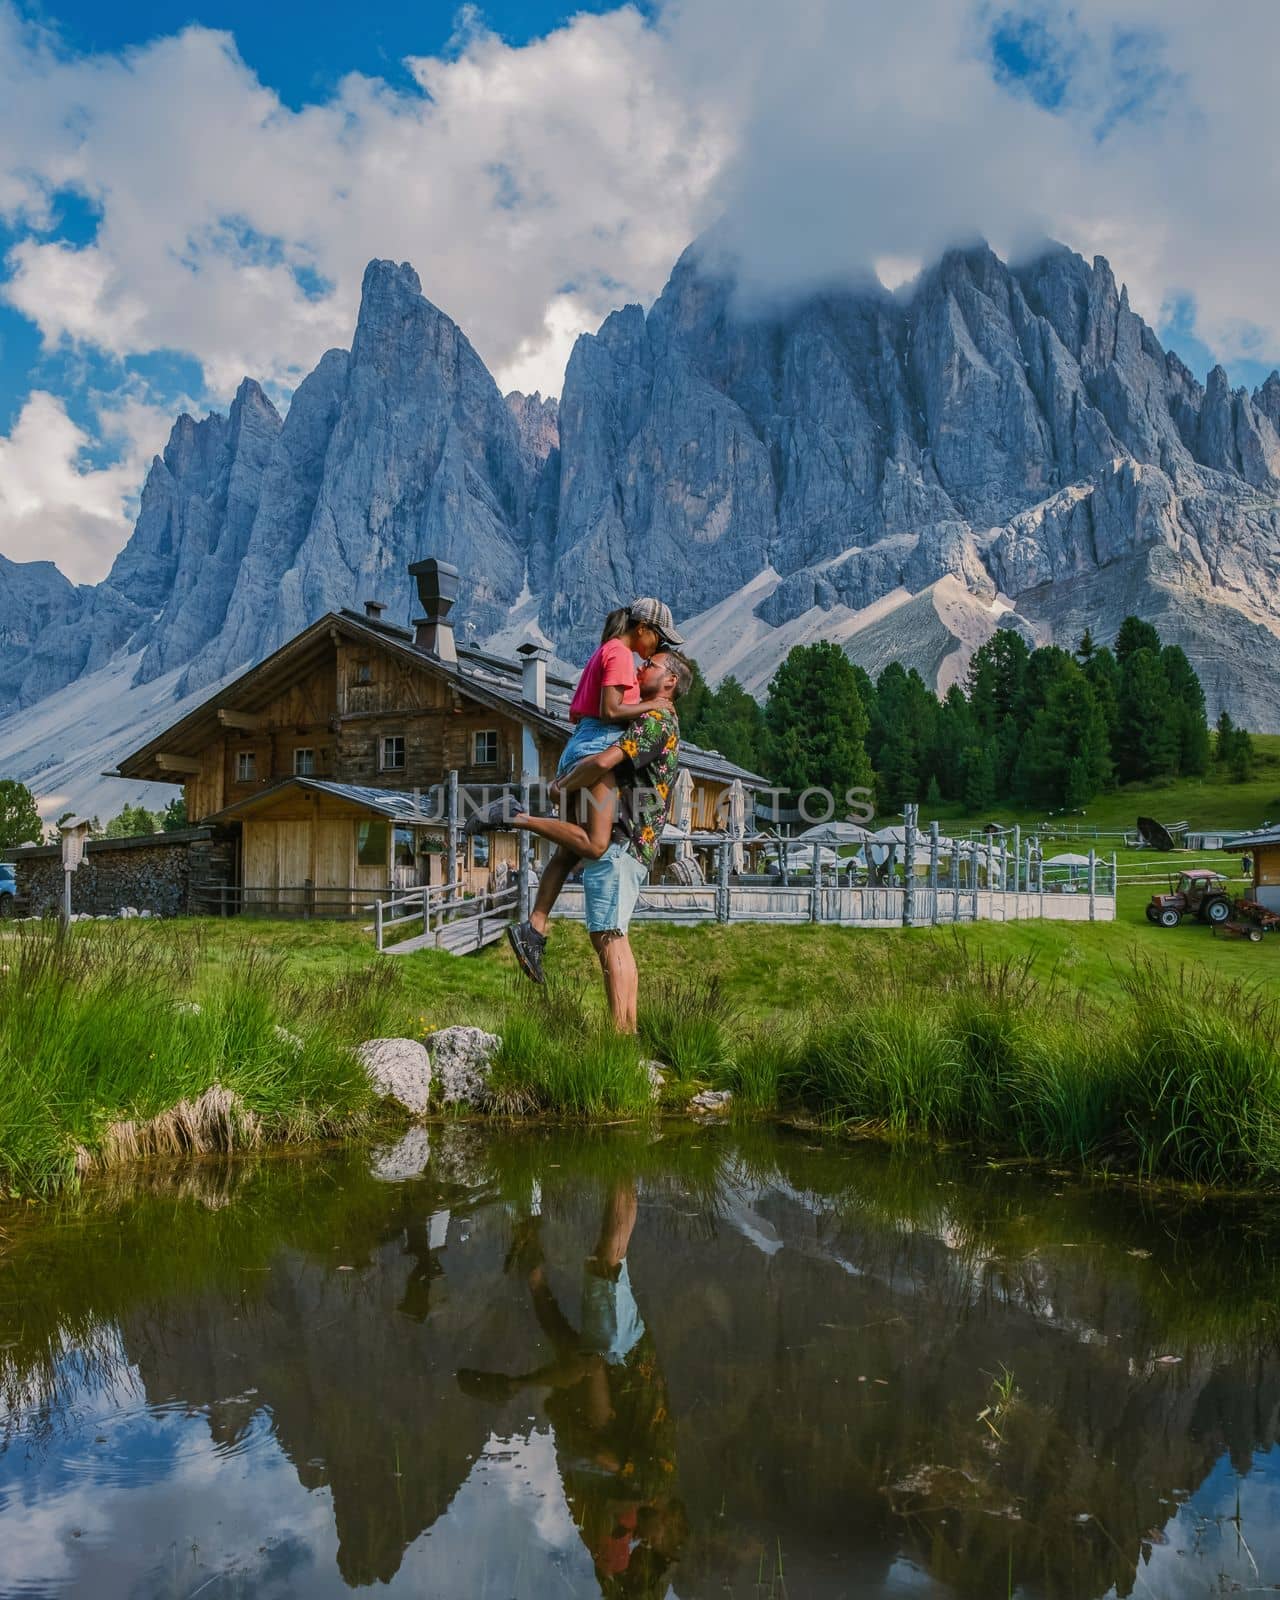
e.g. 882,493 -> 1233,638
881,735 -> 1280,837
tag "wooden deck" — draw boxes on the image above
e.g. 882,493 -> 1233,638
371,882 -> 518,955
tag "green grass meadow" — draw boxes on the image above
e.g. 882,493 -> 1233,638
4,726 -> 1279,1201
6,859 -> 1280,1197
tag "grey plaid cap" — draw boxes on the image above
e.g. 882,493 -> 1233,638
628,596 -> 685,646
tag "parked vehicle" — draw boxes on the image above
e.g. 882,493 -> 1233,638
1145,869 -> 1232,928
0,862 -> 15,918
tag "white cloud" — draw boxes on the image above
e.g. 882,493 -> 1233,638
663,0 -> 1280,371
0,4 -> 722,402
0,390 -> 173,582
3,0 -> 1280,581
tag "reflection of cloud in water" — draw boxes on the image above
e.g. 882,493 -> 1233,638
2,1402 -> 610,1597
0,1406 -> 336,1597
1101,1447 -> 1280,1599
412,1428 -> 598,1595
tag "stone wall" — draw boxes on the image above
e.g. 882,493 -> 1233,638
4,828 -> 235,918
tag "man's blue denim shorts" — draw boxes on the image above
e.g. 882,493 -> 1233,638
581,843 -> 649,934
557,716 -> 619,778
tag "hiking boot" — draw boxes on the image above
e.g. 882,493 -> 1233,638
507,919 -> 547,984
462,796 -> 520,836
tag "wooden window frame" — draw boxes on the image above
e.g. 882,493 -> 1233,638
235,751 -> 257,783
472,729 -> 499,766
293,747 -> 315,776
380,734 -> 407,772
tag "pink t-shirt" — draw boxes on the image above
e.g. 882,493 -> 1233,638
569,638 -> 640,722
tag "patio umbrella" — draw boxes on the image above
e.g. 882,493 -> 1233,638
794,820 -> 875,845
1044,852 -> 1093,867
728,779 -> 746,872
670,769 -> 694,861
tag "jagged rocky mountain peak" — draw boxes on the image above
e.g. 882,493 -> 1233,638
7,235 -> 1280,818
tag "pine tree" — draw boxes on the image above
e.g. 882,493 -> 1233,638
961,745 -> 997,813
925,774 -> 943,809
1228,726 -> 1255,782
676,657 -> 715,744
104,803 -> 160,838
1013,658 -> 1111,807
162,796 -> 189,831
698,676 -> 767,775
1160,645 -> 1210,775
1082,646 -> 1120,751
1075,628 -> 1095,662
1215,709 -> 1237,763
1114,615 -> 1162,664
763,641 -> 873,797
966,629 -> 1030,735
1114,647 -> 1179,782
871,663 -> 938,808
930,686 -> 974,800
0,779 -> 41,849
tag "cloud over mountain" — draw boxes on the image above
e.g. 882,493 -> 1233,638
3,0 -> 1280,585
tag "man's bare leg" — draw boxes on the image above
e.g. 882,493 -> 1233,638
529,845 -> 577,937
591,929 -> 638,1033
591,1180 -> 638,1269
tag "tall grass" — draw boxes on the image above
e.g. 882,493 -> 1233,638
487,981 -> 652,1118
639,975 -> 737,1081
0,924 -> 396,1195
9,922 -> 1280,1194
654,942 -> 1280,1189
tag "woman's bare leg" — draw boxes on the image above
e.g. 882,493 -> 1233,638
517,777 -> 616,860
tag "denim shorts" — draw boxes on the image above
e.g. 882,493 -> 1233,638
557,716 -> 619,778
581,842 -> 649,934
580,1259 -> 646,1365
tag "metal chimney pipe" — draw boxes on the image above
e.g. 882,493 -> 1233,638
408,558 -> 459,666
516,641 -> 549,710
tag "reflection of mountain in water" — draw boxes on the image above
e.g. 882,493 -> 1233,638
14,1130 -> 1280,1598
119,1178 -> 530,1586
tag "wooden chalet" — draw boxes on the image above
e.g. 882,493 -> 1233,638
1225,825 -> 1280,913
113,560 -> 766,915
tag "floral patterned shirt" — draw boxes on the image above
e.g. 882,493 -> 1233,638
613,707 -> 680,869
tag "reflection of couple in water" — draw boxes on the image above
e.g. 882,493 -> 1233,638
458,1179 -> 687,1596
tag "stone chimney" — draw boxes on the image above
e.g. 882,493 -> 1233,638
517,641 -> 549,710
408,558 -> 459,666
363,599 -> 386,621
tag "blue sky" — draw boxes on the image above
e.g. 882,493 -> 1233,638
20,0 -> 624,108
3,0 -> 1280,585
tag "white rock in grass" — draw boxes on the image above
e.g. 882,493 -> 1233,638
427,1025 -> 501,1107
641,1059 -> 667,1096
358,1037 -> 432,1114
689,1089 -> 732,1114
174,1000 -> 203,1016
370,1125 -> 431,1182
272,1024 -> 304,1053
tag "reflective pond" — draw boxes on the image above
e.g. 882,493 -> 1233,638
3,1123 -> 1280,1597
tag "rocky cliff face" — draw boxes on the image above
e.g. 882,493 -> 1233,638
4,236 -> 1280,804
544,241 -> 1280,728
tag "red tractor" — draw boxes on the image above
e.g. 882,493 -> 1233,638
1146,870 -> 1232,928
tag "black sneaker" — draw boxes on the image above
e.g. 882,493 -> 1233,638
506,919 -> 547,984
462,796 -> 520,836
